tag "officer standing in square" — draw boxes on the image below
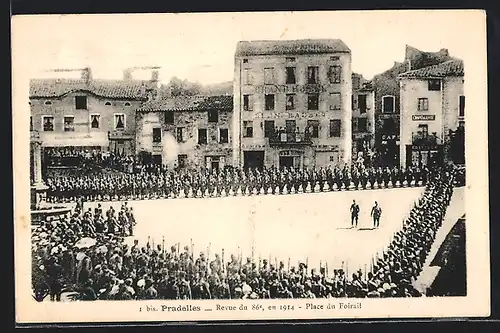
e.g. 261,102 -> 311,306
350,200 -> 360,228
371,201 -> 382,228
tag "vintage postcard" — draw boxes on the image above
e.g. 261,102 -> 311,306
12,10 -> 489,324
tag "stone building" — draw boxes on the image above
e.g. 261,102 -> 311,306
351,73 -> 375,161
232,39 -> 352,169
29,67 -> 159,171
398,59 -> 464,168
372,45 -> 455,166
135,95 -> 233,171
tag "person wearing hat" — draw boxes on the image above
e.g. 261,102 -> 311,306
371,201 -> 382,229
350,200 -> 360,228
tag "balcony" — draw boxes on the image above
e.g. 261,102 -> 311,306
268,131 -> 313,147
412,132 -> 440,146
108,130 -> 135,140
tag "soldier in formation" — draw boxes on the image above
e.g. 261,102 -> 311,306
44,164 -> 430,203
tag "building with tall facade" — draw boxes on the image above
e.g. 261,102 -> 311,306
29,67 -> 159,163
135,95 -> 233,171
351,73 -> 375,160
398,59 -> 464,168
232,39 -> 352,170
372,45 -> 455,166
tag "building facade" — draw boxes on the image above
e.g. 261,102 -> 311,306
29,68 -> 159,174
232,39 -> 352,170
372,45 -> 454,167
351,73 -> 375,161
398,60 -> 464,168
135,95 -> 233,171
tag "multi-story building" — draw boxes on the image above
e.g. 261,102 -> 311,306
29,67 -> 159,172
232,39 -> 352,170
351,73 -> 375,160
372,45 -> 455,166
398,59 -> 464,168
135,95 -> 233,171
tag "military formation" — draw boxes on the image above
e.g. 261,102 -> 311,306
45,164 -> 430,203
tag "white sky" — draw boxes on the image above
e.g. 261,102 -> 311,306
12,10 -> 483,84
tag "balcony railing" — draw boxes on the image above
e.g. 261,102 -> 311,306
268,131 -> 313,146
412,132 -> 440,146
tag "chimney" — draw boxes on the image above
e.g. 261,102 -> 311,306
439,48 -> 449,56
81,67 -> 92,83
123,68 -> 133,80
407,60 -> 412,71
151,70 -> 159,83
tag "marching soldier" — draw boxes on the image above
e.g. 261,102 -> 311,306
350,199 -> 360,228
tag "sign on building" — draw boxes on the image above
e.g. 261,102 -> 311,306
412,115 -> 436,121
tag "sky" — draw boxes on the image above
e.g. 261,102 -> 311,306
12,10 -> 484,85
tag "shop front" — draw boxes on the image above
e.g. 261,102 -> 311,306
406,144 -> 443,168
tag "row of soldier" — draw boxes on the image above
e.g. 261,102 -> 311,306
45,164 -> 431,202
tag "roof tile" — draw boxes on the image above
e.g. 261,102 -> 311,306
137,95 -> 233,112
29,78 -> 153,100
235,39 -> 350,57
398,60 -> 464,79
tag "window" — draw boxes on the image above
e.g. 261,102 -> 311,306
243,59 -> 248,63
105,101 -> 112,106
243,69 -> 251,85
198,128 -> 208,145
264,68 -> 275,85
286,94 -> 295,110
459,95 -> 465,117
286,67 -> 296,84
382,118 -> 397,135
418,124 -> 429,138
418,98 -> 429,111
329,119 -> 341,137
286,57 -> 296,62
124,102 -> 131,107
44,101 -> 52,106
308,94 -> 319,110
165,112 -> 174,124
90,114 -> 100,129
152,128 -> 162,143
42,116 -> 54,132
208,109 -> 219,123
382,96 -> 395,113
178,154 -> 187,168
307,66 -> 319,84
358,94 -> 367,114
243,121 -> 253,138
264,120 -> 275,138
114,114 -> 125,130
219,128 -> 229,144
328,66 -> 342,84
265,94 -> 275,111
358,118 -> 368,132
329,93 -> 341,110
307,120 -> 320,138
75,96 -> 87,110
352,118 -> 359,133
330,56 -> 340,61
243,95 -> 253,111
351,95 -> 356,110
177,127 -> 184,143
64,116 -> 75,132
30,116 -> 33,131
428,79 -> 441,91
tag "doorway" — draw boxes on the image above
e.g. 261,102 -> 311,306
279,156 -> 294,169
211,161 -> 220,172
243,151 -> 265,170
152,154 -> 162,165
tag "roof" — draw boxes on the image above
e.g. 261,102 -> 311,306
398,60 -> 464,79
137,95 -> 233,112
235,39 -> 350,57
29,78 -> 154,100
